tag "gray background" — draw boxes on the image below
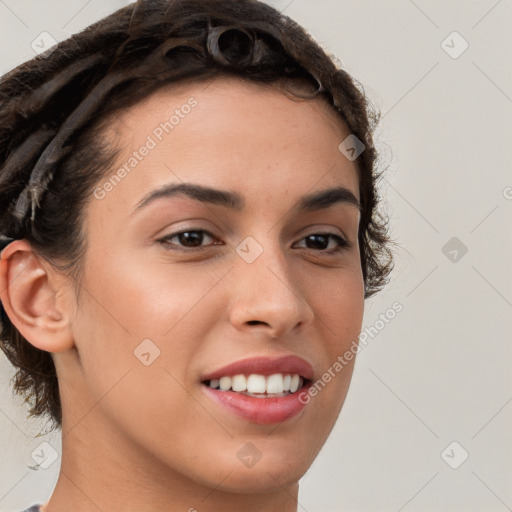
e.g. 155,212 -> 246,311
1,1 -> 511,511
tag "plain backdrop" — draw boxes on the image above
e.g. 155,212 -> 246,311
0,1 -> 511,511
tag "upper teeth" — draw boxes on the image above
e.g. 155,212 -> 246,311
208,373 -> 302,394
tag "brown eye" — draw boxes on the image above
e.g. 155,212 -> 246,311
294,233 -> 349,253
158,230 -> 219,249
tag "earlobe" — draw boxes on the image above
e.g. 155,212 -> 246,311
0,240 -> 75,353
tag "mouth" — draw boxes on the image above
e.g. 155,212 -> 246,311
202,373 -> 309,398
200,355 -> 313,424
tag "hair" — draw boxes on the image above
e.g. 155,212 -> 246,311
0,0 -> 393,431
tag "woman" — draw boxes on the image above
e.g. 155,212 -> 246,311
0,0 -> 393,510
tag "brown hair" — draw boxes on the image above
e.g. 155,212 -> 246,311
0,0 -> 393,430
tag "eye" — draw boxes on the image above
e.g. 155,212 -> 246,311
158,229 -> 221,249
157,229 -> 349,253
294,233 -> 349,253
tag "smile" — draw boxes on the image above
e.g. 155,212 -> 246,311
201,355 -> 313,424
205,373 -> 304,397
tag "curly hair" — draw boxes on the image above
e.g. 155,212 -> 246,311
0,0 -> 393,430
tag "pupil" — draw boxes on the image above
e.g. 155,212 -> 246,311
307,235 -> 328,250
180,231 -> 203,247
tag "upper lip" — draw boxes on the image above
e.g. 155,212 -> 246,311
201,355 -> 314,381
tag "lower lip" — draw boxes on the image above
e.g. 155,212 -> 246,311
202,384 -> 310,424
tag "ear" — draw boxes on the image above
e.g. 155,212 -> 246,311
0,240 -> 75,352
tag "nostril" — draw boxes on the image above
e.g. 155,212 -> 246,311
247,320 -> 262,326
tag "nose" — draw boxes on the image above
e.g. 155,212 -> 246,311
228,239 -> 315,339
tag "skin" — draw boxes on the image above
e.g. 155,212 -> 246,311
0,77 -> 364,512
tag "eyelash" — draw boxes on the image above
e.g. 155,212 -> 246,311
157,229 -> 350,254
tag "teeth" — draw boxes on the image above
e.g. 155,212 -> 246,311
290,374 -> 300,393
219,376 -> 231,391
266,374 -> 284,394
207,373 -> 304,395
247,374 -> 266,393
231,374 -> 247,392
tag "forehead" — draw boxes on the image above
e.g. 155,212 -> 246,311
97,76 -> 359,210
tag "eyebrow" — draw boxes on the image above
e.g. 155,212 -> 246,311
134,182 -> 362,214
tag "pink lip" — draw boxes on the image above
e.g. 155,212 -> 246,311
202,385 -> 311,424
201,355 -> 314,424
201,355 -> 314,381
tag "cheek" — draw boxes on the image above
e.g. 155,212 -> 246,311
69,249 -> 231,411
310,264 -> 365,346
75,248 -> 227,339
66,255 -> 198,404
305,266 -> 364,406
68,257 -> 220,448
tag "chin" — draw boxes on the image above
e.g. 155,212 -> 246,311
213,462 -> 305,494
163,441 -> 310,495
210,443 -> 312,493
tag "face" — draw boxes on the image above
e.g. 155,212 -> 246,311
59,77 -> 364,493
